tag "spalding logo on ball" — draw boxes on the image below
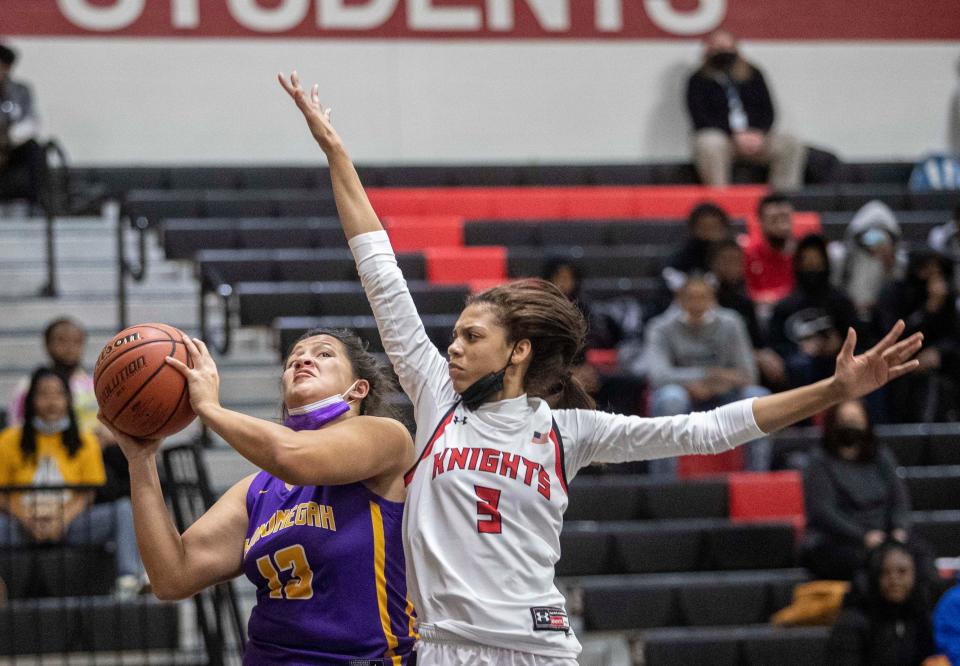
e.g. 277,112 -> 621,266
94,323 -> 196,438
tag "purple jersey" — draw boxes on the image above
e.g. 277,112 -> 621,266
242,471 -> 416,665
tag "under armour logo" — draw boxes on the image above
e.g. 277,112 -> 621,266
453,415 -> 468,425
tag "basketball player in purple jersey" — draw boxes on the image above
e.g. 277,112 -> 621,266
99,329 -> 417,665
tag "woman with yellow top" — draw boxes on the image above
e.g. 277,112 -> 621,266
0,367 -> 142,595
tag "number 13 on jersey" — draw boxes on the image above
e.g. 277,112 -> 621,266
256,544 -> 314,600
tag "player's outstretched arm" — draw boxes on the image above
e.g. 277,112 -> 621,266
278,71 -> 382,241
752,320 -> 922,433
555,321 -> 923,474
98,418 -> 249,601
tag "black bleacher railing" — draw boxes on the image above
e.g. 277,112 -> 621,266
0,484 -> 180,660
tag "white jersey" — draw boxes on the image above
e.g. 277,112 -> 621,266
350,231 -> 766,658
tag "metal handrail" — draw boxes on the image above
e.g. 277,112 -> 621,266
198,265 -> 234,356
115,203 -> 150,330
32,139 -> 73,298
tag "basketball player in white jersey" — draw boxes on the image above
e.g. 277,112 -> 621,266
279,72 -> 925,665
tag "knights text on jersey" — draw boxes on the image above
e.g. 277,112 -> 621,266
402,396 -> 582,658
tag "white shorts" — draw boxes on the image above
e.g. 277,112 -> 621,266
416,626 -> 578,666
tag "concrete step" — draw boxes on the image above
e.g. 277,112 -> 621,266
0,217 -> 166,261
4,294 -> 204,330
0,264 -> 195,297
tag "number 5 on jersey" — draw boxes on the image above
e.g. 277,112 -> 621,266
475,485 -> 502,534
256,544 -> 314,600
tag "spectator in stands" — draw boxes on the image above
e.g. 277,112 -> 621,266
801,399 -> 911,581
6,317 -> 128,503
8,318 -> 96,431
709,239 -> 788,389
0,42 -> 45,204
827,541 -> 937,666
645,272 -> 770,475
928,204 -> 960,293
685,29 -> 806,190
541,257 -> 600,395
667,202 -> 733,274
933,575 -> 960,665
541,257 -> 651,431
653,201 -> 733,316
876,251 -> 960,423
768,235 -> 859,389
0,368 -> 142,596
542,256 -> 591,324
832,200 -> 907,318
743,192 -> 796,304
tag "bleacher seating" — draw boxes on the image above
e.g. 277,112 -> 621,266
97,162 -> 959,664
558,519 -> 796,576
0,597 -> 179,656
641,625 -> 829,666
574,569 -> 808,630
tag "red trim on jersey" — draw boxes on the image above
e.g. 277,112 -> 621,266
548,426 -> 568,495
404,403 -> 459,487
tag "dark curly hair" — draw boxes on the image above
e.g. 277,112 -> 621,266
468,279 -> 594,409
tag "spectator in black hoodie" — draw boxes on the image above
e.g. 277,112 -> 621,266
686,29 -> 806,189
801,399 -> 911,582
876,251 -> 959,423
768,234 -> 859,389
827,541 -> 936,666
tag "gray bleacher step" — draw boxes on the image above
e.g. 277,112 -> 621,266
4,295 -> 208,330
0,237 -> 166,262
198,443 -> 260,489
0,215 -> 110,231
0,264 -> 191,297
218,366 -> 282,403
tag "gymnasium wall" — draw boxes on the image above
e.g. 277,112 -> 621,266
5,1 -> 960,165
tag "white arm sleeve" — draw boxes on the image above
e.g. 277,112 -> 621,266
554,399 -> 767,479
349,231 -> 458,451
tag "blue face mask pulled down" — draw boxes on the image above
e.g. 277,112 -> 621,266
32,416 -> 70,435
283,381 -> 359,432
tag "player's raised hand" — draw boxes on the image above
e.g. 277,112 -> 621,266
165,336 -> 221,416
831,320 -> 923,401
278,71 -> 341,154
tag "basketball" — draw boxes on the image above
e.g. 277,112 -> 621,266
93,322 -> 196,439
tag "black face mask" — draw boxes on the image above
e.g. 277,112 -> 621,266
459,346 -> 516,411
827,426 -> 876,461
796,270 -> 830,294
708,51 -> 737,70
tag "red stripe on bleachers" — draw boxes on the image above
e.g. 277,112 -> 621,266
728,471 -> 806,536
424,246 -> 507,285
383,216 -> 464,251
367,185 -> 768,220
